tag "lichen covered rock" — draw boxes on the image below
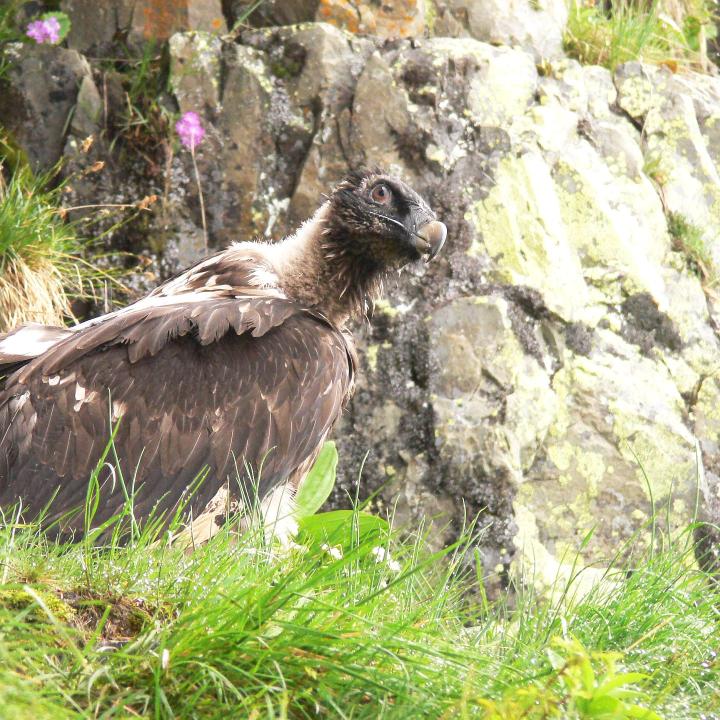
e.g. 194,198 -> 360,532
61,0 -> 226,54
157,30 -> 720,592
0,44 -> 97,170
433,0 -> 568,60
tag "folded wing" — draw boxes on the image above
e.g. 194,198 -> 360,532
0,286 -> 355,534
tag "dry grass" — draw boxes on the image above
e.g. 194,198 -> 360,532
0,165 -> 81,330
0,160 -> 132,332
0,165 -> 77,330
0,256 -> 69,331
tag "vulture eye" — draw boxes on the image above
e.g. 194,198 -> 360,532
370,184 -> 392,205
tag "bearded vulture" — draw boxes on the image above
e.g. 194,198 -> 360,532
0,169 -> 446,540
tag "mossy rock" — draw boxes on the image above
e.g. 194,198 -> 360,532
0,587 -> 76,624
0,129 -> 29,173
64,590 -> 174,640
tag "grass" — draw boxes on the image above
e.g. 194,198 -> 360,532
564,0 -> 717,71
0,478 -> 718,719
0,0 -> 26,84
105,42 -> 174,166
0,162 -> 89,331
0,157 -> 141,332
668,211 -> 718,289
0,0 -> 24,47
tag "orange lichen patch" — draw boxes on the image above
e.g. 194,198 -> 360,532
316,0 -> 425,38
131,0 -> 226,40
139,0 -> 186,41
318,0 -> 361,34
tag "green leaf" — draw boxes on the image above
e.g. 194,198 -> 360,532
626,707 -> 662,719
580,656 -> 596,692
298,510 -> 388,549
41,12 -> 71,42
599,672 -> 649,692
294,441 -> 338,519
584,694 -> 622,715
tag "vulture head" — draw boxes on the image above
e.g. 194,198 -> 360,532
325,169 -> 447,269
281,168 -> 448,322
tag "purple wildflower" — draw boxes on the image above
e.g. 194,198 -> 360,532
25,21 -> 46,43
26,16 -> 61,44
176,111 -> 206,151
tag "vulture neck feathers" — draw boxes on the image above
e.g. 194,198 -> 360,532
265,203 -> 383,325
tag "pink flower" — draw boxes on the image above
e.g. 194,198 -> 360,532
176,111 -> 205,150
26,16 -> 61,44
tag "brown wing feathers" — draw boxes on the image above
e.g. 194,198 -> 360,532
0,252 -> 356,533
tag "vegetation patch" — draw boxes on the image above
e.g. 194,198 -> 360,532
0,586 -> 76,624
0,478 -> 718,718
564,0 -> 717,71
0,158 -> 135,332
0,0 -> 24,47
668,211 -> 718,287
0,163 -> 89,331
104,42 -> 174,169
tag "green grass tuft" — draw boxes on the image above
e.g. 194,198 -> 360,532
0,158 -> 137,332
564,0 -> 716,71
0,162 -> 89,331
0,491 -> 718,718
668,211 -> 718,287
104,41 -> 175,163
0,0 -> 24,47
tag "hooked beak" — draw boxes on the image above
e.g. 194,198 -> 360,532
412,220 -> 447,263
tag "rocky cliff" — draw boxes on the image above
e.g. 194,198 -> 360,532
2,0 -> 720,595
